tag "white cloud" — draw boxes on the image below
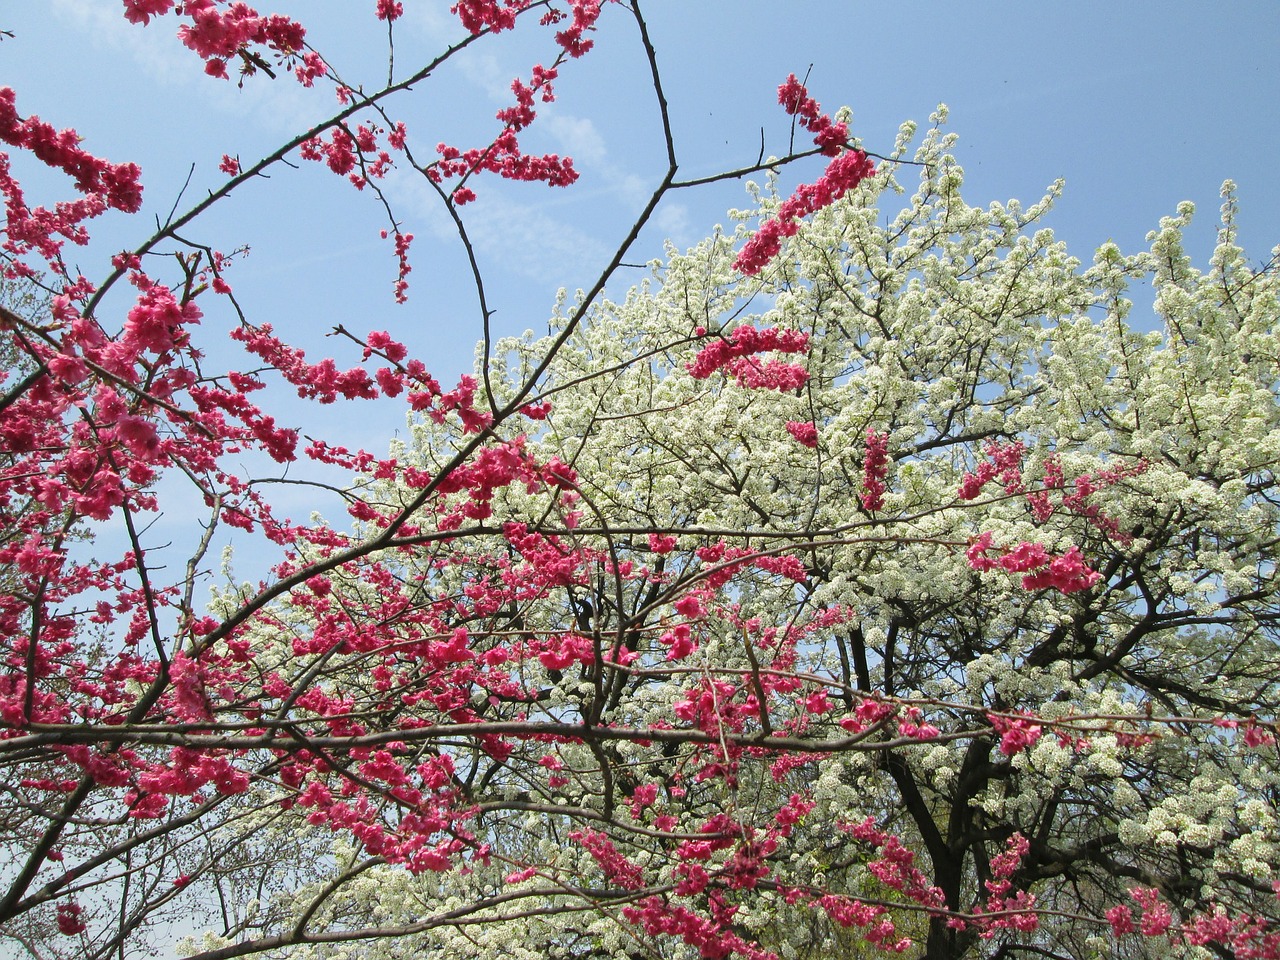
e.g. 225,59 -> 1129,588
453,48 -> 516,103
653,202 -> 693,245
48,0 -> 328,135
384,165 -> 458,240
51,0 -> 189,80
543,114 -> 607,166
464,191 -> 612,283
403,3 -> 459,46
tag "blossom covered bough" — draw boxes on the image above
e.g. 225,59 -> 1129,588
2,3 -> 1280,960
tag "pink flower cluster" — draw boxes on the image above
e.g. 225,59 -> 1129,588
549,0 -> 603,58
988,712 -> 1043,756
180,2 -> 306,79
674,678 -> 749,734
1208,717 -> 1279,751
622,897 -> 775,960
0,88 -> 143,214
958,440 -> 1026,500
896,705 -> 940,740
433,130 -> 577,192
687,324 -> 809,391
432,3 -> 603,202
813,895 -> 910,952
122,0 -> 175,25
1181,906 -> 1280,956
0,88 -> 144,273
648,532 -> 678,553
126,2 -> 311,80
845,816 -> 946,909
785,420 -> 818,448
388,229 -> 413,301
55,902 -> 85,936
734,76 -> 874,276
498,65 -> 560,131
966,532 -> 1101,594
451,0 -> 531,34
860,428 -> 889,510
570,828 -> 645,889
777,73 -> 849,156
837,696 -> 902,736
231,323 -> 378,404
805,817 -> 950,950
734,149 -> 875,276
1107,887 -> 1173,937
452,0 -> 602,57
976,833 -> 1040,935
300,120 -> 405,196
1054,458 -> 1148,540
962,442 -> 1147,543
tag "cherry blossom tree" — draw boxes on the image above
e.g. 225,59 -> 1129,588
2,4 -> 1279,960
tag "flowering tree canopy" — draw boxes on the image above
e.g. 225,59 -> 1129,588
2,4 -> 1279,960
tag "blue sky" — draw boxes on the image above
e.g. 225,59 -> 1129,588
7,3 -> 1278,351
3,0 -> 1279,534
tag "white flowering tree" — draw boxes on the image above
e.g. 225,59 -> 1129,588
233,117 -> 1280,960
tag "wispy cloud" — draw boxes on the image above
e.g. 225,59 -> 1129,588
49,0 -> 327,134
51,0 -> 189,78
653,202 -> 694,247
461,191 -> 612,284
543,114 -> 607,166
44,3 -> 683,293
402,4 -> 460,47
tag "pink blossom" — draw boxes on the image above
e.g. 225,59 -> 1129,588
776,74 -> 849,156
990,833 -> 1029,879
124,282 -> 202,354
122,0 -> 175,26
674,594 -> 705,619
116,415 -> 162,459
1132,887 -> 1173,936
648,533 -> 677,554
754,553 -> 808,581
0,87 -> 145,214
295,51 -> 327,86
1020,546 -> 1101,594
622,896 -> 775,960
660,623 -> 696,660
1244,723 -> 1277,748
452,0 -> 529,34
504,866 -> 538,884
687,324 -> 810,387
167,652 -> 211,722
967,536 -> 1101,595
735,149 -> 875,275
629,782 -> 658,813
1107,903 -> 1136,936
56,902 -> 86,935
785,420 -> 818,447
998,540 -> 1050,573
989,712 -> 1043,756
860,428 -> 889,511
570,828 -> 644,889
804,690 -> 830,714
554,0 -> 602,57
